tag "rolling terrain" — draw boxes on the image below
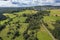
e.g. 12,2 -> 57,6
0,9 -> 60,40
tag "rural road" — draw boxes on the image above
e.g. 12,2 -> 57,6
42,24 -> 56,40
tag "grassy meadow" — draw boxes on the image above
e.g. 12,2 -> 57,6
0,9 -> 60,40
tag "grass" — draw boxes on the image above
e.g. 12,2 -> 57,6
37,27 -> 53,40
14,10 -> 37,16
43,9 -> 60,40
3,13 -> 16,18
19,23 -> 29,34
50,9 -> 60,16
0,10 -> 53,40
0,19 -> 9,25
43,9 -> 60,30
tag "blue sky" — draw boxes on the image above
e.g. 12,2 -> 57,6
0,0 -> 60,7
55,0 -> 60,3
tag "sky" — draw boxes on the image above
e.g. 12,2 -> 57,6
0,0 -> 60,7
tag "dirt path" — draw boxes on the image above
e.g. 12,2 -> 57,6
42,24 -> 56,40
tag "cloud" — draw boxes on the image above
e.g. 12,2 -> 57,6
55,0 -> 60,3
0,0 -> 60,7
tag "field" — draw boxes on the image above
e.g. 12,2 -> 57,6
0,9 -> 60,40
43,9 -> 60,40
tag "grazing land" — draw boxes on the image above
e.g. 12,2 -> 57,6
0,9 -> 60,40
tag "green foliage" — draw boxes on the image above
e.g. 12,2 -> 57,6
0,10 -> 52,40
52,20 -> 60,40
43,10 -> 60,40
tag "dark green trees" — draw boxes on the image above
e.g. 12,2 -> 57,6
24,11 -> 50,40
52,20 -> 60,40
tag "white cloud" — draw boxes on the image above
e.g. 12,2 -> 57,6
0,1 -> 20,7
0,0 -> 60,7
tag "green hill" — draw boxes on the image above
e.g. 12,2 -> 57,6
0,10 -> 58,40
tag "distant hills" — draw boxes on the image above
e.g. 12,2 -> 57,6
0,6 -> 60,13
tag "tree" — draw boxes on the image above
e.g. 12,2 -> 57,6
0,37 -> 3,40
52,20 -> 60,40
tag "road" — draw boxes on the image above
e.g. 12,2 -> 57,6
42,24 -> 56,40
